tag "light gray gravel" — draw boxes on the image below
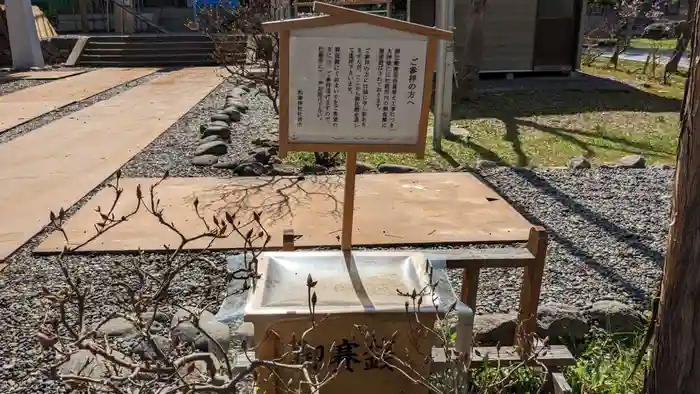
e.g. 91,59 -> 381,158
0,203 -> 240,393
0,70 -> 168,144
120,82 -> 276,178
453,166 -> 672,315
0,79 -> 49,96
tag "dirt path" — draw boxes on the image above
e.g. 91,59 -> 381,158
0,67 -> 223,263
0,68 -> 158,134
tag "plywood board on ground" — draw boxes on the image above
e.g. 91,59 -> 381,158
0,67 -> 158,134
35,173 -> 534,254
0,69 -> 87,81
0,67 -> 224,262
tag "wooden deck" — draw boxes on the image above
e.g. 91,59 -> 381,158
35,173 -> 534,254
0,67 -> 223,263
0,68 -> 158,134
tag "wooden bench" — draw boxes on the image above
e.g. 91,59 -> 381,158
424,226 -> 574,393
274,226 -> 575,392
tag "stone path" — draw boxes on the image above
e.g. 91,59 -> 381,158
601,48 -> 690,69
0,67 -> 223,263
0,68 -> 158,134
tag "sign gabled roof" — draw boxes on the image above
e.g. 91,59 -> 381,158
263,1 -> 452,40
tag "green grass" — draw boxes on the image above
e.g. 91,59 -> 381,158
566,329 -> 649,394
629,38 -> 678,51
285,58 -> 682,170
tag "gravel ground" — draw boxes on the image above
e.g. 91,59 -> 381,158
0,75 -> 673,391
455,166 -> 672,315
0,71 -> 169,144
0,185 -> 240,393
0,79 -> 50,96
120,81 -> 276,178
0,164 -> 672,392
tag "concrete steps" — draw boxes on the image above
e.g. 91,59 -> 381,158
77,34 -> 217,67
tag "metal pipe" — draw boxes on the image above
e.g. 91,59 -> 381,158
432,0 -> 448,151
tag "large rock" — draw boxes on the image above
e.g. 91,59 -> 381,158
270,164 -> 299,176
222,107 -> 242,121
210,113 -> 231,123
253,148 -> 272,164
195,141 -> 228,156
209,120 -> 230,128
302,164 -> 328,174
227,87 -> 248,99
585,300 -> 645,332
97,317 -> 137,337
213,160 -> 241,169
356,161 -> 376,174
191,155 -> 219,166
568,156 -> 591,170
132,335 -> 171,361
475,159 -> 499,169
473,313 -> 518,346
234,162 -> 267,176
616,155 -> 646,168
139,310 -> 170,324
536,303 -> 590,343
201,125 -> 231,140
59,349 -> 130,383
377,163 -> 418,173
200,134 -> 224,144
171,308 -> 231,360
177,355 -> 221,385
252,137 -> 277,148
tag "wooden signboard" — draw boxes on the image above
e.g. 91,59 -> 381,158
264,2 -> 451,250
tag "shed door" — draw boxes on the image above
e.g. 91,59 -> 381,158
533,0 -> 577,71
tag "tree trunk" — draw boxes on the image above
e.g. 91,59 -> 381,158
454,0 -> 486,101
645,1 -> 700,392
665,2 -> 694,76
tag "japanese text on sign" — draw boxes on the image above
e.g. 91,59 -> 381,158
289,30 -> 427,145
290,338 -> 395,373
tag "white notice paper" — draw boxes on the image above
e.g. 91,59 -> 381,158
288,28 -> 428,146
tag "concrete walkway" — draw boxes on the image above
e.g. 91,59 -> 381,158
601,48 -> 690,69
0,68 -> 158,134
0,67 -> 223,263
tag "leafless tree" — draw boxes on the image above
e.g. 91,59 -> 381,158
37,171 -> 339,393
197,0 -> 283,115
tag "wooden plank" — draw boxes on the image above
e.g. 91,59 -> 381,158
516,227 -> 548,356
0,68 -> 223,262
65,37 -> 89,67
0,68 -> 158,134
341,151 -> 358,250
553,372 -> 573,394
431,345 -> 576,371
461,267 -> 480,311
0,69 -> 87,81
425,248 -> 535,269
35,174 -> 535,254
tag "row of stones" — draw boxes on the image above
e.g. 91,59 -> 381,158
190,84 -> 250,167
474,155 -> 668,171
474,299 -> 646,346
59,307 -> 232,385
567,154 -> 667,170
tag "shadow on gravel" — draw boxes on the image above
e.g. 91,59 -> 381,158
472,167 -> 662,303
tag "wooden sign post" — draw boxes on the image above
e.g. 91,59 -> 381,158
264,2 -> 451,251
